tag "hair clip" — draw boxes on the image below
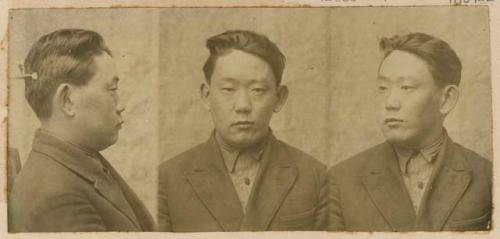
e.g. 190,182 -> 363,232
9,72 -> 38,80
10,64 -> 38,80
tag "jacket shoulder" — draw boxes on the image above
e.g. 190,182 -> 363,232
10,151 -> 96,229
12,151 -> 91,197
277,140 -> 326,172
452,142 -> 492,177
158,142 -> 205,175
329,142 -> 387,175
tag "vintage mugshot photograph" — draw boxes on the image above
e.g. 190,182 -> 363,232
0,0 -> 498,238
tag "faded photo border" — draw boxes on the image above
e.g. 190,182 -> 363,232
0,0 -> 499,239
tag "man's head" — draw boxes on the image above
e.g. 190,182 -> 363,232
201,30 -> 288,149
377,32 -> 461,148
24,29 -> 124,151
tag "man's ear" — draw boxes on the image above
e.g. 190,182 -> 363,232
54,83 -> 75,117
273,85 -> 289,113
200,83 -> 211,111
439,84 -> 459,115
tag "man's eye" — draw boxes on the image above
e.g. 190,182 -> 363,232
221,88 -> 234,93
377,86 -> 387,91
252,88 -> 266,93
401,85 -> 414,90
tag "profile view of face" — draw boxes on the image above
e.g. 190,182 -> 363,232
377,50 -> 445,148
72,54 -> 125,151
203,49 -> 286,149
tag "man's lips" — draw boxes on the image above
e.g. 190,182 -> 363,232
116,121 -> 124,129
231,121 -> 254,127
384,118 -> 404,124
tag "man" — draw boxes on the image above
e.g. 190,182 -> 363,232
327,33 -> 492,231
158,30 -> 327,232
9,29 -> 155,232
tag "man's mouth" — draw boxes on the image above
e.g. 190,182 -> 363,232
384,118 -> 403,126
116,121 -> 124,129
232,121 -> 254,128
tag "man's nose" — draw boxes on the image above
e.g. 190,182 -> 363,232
117,105 -> 126,115
234,91 -> 252,113
384,90 -> 401,111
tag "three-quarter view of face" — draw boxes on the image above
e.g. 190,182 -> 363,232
72,54 -> 125,151
202,49 -> 287,149
377,50 -> 447,149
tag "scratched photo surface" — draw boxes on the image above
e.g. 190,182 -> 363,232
6,6 -> 492,233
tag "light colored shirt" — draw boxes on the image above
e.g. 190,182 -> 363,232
216,133 -> 269,213
394,131 -> 445,212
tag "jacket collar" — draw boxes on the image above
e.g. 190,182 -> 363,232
361,142 -> 417,231
241,133 -> 298,231
361,134 -> 472,231
415,135 -> 472,230
32,129 -> 105,183
184,131 -> 297,231
31,129 -> 145,230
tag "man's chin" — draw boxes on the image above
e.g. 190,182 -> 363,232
98,134 -> 119,151
383,130 -> 410,147
226,135 -> 261,149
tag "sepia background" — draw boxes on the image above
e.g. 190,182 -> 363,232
8,6 -> 492,219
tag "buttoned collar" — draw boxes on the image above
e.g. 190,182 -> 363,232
215,131 -> 270,173
394,129 -> 447,174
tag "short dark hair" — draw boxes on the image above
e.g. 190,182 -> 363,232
379,32 -> 462,87
23,29 -> 112,119
203,30 -> 285,85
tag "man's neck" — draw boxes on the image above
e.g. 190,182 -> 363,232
215,131 -> 270,153
40,121 -> 98,155
394,127 -> 445,151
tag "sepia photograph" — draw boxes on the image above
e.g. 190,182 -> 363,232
0,1 -> 498,238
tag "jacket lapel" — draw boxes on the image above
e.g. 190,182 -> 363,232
185,135 -> 244,231
361,142 -> 416,231
415,137 -> 472,230
241,136 -> 298,231
32,130 -> 142,230
92,172 -> 142,230
99,157 -> 155,231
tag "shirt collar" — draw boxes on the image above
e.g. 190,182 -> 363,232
394,129 -> 446,173
32,129 -> 108,179
215,131 -> 270,173
39,129 -> 101,158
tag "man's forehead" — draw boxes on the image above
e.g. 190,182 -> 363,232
379,52 -> 432,81
215,76 -> 272,84
377,74 -> 419,83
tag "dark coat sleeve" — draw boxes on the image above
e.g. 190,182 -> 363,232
25,194 -> 106,232
327,167 -> 346,231
313,167 -> 328,230
158,172 -> 172,231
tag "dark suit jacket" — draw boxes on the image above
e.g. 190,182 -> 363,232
327,136 -> 492,231
158,133 -> 327,232
9,130 -> 155,232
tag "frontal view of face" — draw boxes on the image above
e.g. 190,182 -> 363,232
377,50 -> 445,148
72,54 -> 124,151
205,49 -> 285,148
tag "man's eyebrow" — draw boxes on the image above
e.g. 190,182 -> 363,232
249,78 -> 271,84
377,75 -> 389,81
218,77 -> 237,83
